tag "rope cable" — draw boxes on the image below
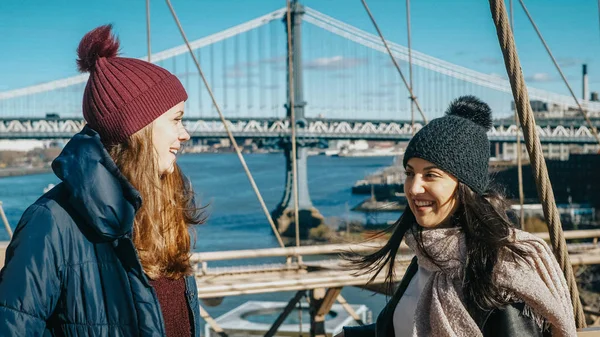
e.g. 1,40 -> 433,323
165,0 -> 285,248
406,0 -> 415,134
146,0 -> 151,62
488,0 -> 586,327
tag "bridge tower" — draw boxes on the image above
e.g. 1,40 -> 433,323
272,0 -> 324,238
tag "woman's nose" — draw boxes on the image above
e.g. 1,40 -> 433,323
408,176 -> 425,195
179,128 -> 190,142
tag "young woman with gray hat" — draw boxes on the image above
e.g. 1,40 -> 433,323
338,96 -> 576,337
0,25 -> 204,336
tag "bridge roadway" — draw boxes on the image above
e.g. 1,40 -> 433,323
1,117 -> 599,144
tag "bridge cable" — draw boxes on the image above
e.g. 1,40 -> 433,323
197,49 -> 202,115
0,202 -> 12,240
223,41 -> 228,110
509,0 -> 525,228
146,0 -> 151,62
286,0 -> 302,259
488,0 -> 586,328
405,0 -> 415,134
361,0 -> 428,124
517,0 -> 600,145
164,0 -> 286,248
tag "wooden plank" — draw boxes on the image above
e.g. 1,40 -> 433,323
336,294 -> 365,325
196,264 -> 410,298
317,288 -> 342,317
577,327 -> 600,336
191,242 -> 408,263
199,304 -> 228,337
571,254 -> 600,266
196,252 -> 600,299
536,230 -> 600,241
190,230 -> 600,267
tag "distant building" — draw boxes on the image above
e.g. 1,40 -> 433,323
490,141 -> 600,162
510,99 -> 600,118
494,154 -> 600,212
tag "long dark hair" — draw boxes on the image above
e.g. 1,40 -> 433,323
350,182 -> 532,311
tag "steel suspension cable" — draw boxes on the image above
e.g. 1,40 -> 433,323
488,0 -> 586,328
510,0 -> 525,228
406,0 -> 415,134
517,0 -> 600,145
165,0 -> 285,248
146,0 -> 151,62
361,0 -> 428,124
286,0 -> 302,255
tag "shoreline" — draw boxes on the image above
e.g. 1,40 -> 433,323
0,167 -> 52,178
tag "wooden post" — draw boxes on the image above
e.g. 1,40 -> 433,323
309,287 -> 342,337
310,288 -> 326,337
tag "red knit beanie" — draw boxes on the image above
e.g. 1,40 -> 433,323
77,25 -> 188,145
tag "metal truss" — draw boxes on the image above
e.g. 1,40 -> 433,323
0,118 -> 597,144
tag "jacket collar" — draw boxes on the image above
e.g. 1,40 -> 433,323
52,125 -> 142,241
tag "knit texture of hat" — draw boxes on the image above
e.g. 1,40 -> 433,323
403,96 -> 493,195
77,25 -> 188,145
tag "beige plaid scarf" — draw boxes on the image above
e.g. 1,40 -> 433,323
403,227 -> 577,337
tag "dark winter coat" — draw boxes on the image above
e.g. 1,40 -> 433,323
343,257 -> 549,337
0,126 -> 201,336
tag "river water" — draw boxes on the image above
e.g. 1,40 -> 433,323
0,153 -> 398,331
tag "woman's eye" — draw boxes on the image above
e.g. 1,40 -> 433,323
405,171 -> 414,177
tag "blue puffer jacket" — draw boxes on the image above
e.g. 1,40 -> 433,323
0,126 -> 201,336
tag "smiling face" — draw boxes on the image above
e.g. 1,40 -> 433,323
404,157 -> 460,229
151,101 -> 190,176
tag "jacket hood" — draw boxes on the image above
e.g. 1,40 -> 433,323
52,125 -> 142,241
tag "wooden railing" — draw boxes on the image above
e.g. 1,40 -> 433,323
191,229 -> 600,273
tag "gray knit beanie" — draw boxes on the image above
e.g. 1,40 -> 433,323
403,96 -> 492,195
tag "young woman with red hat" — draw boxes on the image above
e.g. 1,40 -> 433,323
0,25 -> 204,336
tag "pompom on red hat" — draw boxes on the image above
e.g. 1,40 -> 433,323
77,25 -> 188,145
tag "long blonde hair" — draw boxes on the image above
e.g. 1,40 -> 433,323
108,125 -> 205,279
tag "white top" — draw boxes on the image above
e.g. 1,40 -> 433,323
393,264 -> 432,337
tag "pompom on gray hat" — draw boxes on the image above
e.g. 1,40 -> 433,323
403,95 -> 493,195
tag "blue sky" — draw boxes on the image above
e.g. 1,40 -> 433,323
0,0 -> 598,98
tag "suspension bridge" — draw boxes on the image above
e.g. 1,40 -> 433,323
1,3 -> 598,234
2,2 -> 600,335
1,6 -> 599,135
